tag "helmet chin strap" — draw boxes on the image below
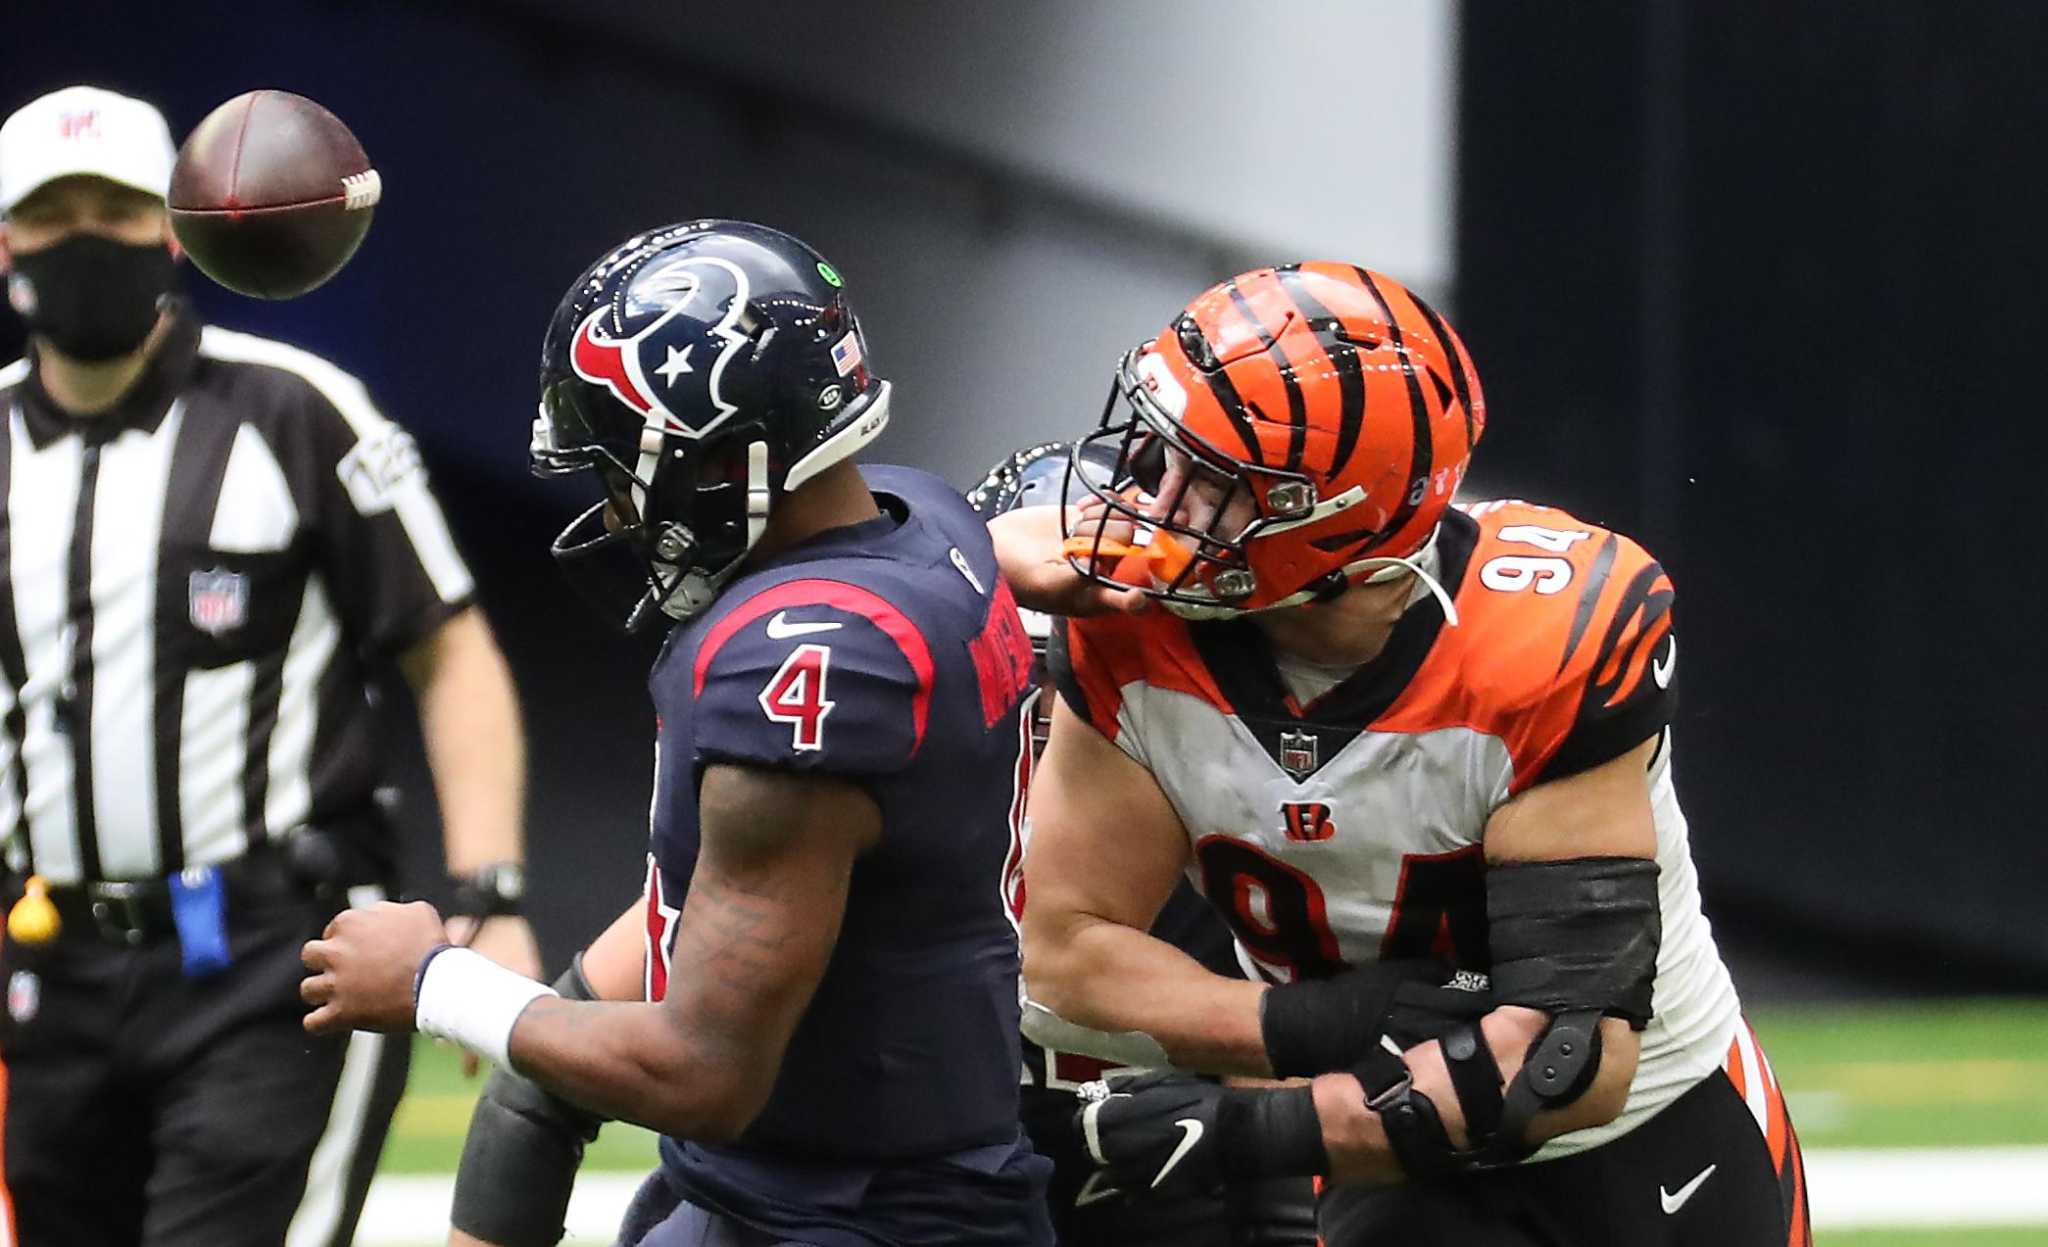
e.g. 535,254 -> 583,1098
1335,551 -> 1460,627
1172,523 -> 1459,626
1335,525 -> 1459,627
654,438 -> 775,623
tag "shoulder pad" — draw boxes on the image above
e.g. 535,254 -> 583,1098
1436,503 -> 1679,789
681,578 -> 935,775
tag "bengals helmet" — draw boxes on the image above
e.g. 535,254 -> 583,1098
533,220 -> 889,629
1068,262 -> 1483,618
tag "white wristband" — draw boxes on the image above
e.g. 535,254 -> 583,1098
414,946 -> 557,1070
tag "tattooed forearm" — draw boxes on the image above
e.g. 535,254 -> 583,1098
501,765 -> 877,1140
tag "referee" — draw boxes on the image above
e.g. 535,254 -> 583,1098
0,86 -> 536,1247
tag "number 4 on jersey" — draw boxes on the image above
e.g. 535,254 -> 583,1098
759,643 -> 835,750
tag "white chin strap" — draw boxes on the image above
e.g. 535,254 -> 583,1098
1162,523 -> 1459,626
1338,549 -> 1460,627
1336,523 -> 1458,626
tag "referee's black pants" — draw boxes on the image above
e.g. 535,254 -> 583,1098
0,886 -> 409,1247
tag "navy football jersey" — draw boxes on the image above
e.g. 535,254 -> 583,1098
640,465 -> 1049,1243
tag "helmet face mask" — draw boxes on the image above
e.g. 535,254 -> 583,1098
1068,344 -> 1324,617
1063,263 -> 1485,620
533,221 -> 890,631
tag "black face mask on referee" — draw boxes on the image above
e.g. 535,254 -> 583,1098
6,232 -> 176,362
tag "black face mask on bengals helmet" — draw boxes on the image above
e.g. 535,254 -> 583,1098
7,233 -> 177,362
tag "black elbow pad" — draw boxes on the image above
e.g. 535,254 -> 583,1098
1485,856 -> 1660,1029
449,956 -> 608,1247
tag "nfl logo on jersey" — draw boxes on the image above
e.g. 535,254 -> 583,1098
189,569 -> 249,636
1278,730 -> 1320,779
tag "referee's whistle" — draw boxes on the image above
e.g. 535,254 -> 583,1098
6,876 -> 60,946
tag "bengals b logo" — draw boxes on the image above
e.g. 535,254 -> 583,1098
1281,801 -> 1337,842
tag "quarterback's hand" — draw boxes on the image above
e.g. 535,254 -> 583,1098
444,915 -> 544,1077
301,900 -> 447,1035
987,503 -> 1149,619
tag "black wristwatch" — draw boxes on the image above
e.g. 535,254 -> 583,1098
448,861 -> 527,919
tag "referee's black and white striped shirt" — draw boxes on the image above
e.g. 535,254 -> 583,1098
0,307 -> 474,886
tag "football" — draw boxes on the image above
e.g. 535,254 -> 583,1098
167,90 -> 380,299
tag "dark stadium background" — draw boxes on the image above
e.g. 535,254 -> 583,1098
6,1 -> 2042,1003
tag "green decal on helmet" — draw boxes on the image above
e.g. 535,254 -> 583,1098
816,261 -> 843,287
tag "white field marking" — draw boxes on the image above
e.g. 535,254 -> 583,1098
350,1148 -> 2048,1242
352,1172 -> 640,1246
1805,1147 -> 2048,1228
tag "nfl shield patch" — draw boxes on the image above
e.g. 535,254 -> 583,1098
8,969 -> 38,1023
1278,730 -> 1320,779
189,568 -> 249,636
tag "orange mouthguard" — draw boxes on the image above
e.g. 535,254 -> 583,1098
1061,530 -> 1196,585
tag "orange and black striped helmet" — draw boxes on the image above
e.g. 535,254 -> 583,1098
1067,262 -> 1484,616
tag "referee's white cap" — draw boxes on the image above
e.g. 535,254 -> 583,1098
0,86 -> 176,215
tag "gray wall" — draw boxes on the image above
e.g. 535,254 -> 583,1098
3,0 -> 1462,961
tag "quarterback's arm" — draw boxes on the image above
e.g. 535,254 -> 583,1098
1309,735 -> 1658,1182
500,765 -> 877,1140
1021,695 -> 1270,1074
987,503 -> 1148,618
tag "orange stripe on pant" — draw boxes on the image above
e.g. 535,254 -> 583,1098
1724,1021 -> 1812,1247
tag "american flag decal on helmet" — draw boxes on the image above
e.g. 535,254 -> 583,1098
830,331 -> 863,377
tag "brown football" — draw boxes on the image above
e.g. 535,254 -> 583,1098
168,91 -> 380,299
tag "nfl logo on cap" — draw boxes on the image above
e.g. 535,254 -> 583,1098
189,568 -> 249,635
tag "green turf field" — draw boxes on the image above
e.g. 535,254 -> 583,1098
1752,999 -> 2048,1152
380,997 -> 2048,1245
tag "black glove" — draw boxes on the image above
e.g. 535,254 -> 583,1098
1263,959 -> 1495,1076
1074,1072 -> 1327,1202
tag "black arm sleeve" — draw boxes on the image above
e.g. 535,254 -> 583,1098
449,958 -> 607,1247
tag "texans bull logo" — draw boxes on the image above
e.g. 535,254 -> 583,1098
570,254 -> 753,440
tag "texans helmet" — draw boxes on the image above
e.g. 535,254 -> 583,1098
963,438 -> 1123,522
1066,262 -> 1483,619
966,440 -> 1121,758
534,220 -> 891,629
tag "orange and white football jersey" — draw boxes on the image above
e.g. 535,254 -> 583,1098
1051,500 -> 1741,1158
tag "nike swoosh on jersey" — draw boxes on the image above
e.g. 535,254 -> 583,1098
764,611 -> 844,639
1653,636 -> 1677,688
1659,1162 -> 1716,1214
949,546 -> 986,594
1152,1118 -> 1205,1188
